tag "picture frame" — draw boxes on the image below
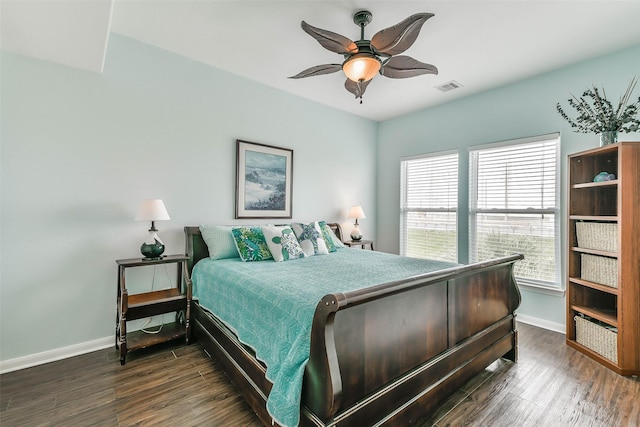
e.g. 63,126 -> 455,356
236,139 -> 293,219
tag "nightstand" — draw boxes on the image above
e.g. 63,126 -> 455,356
116,254 -> 191,365
344,239 -> 374,250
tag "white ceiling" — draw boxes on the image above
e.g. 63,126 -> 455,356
2,0 -> 640,121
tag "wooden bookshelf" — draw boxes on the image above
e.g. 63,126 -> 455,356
566,142 -> 640,376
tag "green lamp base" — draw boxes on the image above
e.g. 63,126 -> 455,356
140,241 -> 165,259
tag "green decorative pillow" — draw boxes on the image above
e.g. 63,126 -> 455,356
261,226 -> 305,262
199,225 -> 240,260
231,226 -> 273,262
291,222 -> 329,256
319,221 -> 343,251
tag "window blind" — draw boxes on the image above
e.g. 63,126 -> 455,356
400,152 -> 458,262
469,134 -> 560,287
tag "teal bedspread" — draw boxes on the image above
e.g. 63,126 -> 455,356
192,248 -> 457,427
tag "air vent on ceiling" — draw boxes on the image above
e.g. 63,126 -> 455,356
435,80 -> 463,92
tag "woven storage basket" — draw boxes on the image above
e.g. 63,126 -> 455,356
581,254 -> 618,288
575,222 -> 617,252
575,316 -> 618,363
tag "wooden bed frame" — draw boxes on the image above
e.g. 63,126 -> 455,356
184,224 -> 523,426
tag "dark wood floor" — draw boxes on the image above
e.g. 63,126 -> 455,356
1,323 -> 638,426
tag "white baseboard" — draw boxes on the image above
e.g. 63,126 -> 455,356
1,315 -> 565,374
0,336 -> 113,374
517,313 -> 565,334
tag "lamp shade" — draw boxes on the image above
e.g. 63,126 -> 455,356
342,54 -> 381,82
348,205 -> 366,220
135,199 -> 170,221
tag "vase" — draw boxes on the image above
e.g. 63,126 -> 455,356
599,131 -> 618,146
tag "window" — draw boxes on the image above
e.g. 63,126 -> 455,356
469,134 -> 560,288
400,151 -> 458,262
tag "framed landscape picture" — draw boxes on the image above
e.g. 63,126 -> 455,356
236,140 -> 293,219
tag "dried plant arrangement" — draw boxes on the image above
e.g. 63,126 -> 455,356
556,77 -> 640,134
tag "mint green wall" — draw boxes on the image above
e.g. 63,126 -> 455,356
0,34 -> 377,362
2,33 -> 639,363
376,45 -> 640,329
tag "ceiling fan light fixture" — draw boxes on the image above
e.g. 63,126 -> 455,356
292,11 -> 436,101
342,54 -> 381,83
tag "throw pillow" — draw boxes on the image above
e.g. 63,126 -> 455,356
231,226 -> 273,262
291,222 -> 329,256
261,226 -> 305,262
319,221 -> 344,251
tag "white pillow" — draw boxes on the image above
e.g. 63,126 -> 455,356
261,226 -> 305,262
291,222 -> 329,256
199,225 -> 239,260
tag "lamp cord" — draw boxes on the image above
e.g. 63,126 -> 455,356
140,264 -> 173,334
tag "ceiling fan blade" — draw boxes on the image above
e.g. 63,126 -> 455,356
288,64 -> 342,79
301,21 -> 358,55
344,78 -> 371,103
381,55 -> 438,78
371,13 -> 434,56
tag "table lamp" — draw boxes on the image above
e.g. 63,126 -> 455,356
348,205 -> 366,241
135,199 -> 170,259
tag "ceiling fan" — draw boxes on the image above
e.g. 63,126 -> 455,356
289,10 -> 438,103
